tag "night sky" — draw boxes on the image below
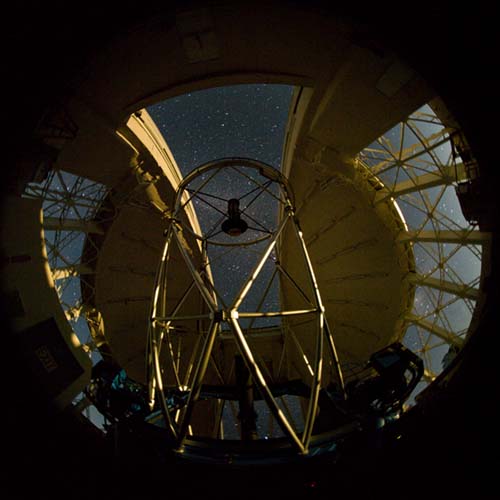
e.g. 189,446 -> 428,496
148,84 -> 295,329
148,84 -> 294,174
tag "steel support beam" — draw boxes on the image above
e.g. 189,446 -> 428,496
398,229 -> 491,245
408,273 -> 480,300
375,163 -> 467,203
229,316 -> 305,454
172,227 -> 218,312
235,355 -> 258,441
406,314 -> 464,347
177,320 -> 220,445
43,217 -> 104,234
151,326 -> 178,440
231,214 -> 290,310
52,264 -> 94,280
291,217 -> 346,400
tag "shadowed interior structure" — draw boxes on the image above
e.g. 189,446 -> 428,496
3,1 -> 497,498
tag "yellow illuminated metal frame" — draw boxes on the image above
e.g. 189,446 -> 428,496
147,158 -> 346,456
358,105 -> 491,391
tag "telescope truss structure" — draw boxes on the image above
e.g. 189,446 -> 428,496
147,158 -> 348,459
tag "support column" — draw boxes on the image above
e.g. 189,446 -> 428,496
235,355 -> 258,441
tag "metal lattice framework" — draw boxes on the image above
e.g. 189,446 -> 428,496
23,168 -> 110,359
21,102 -> 490,431
147,158 -> 347,457
357,104 -> 490,390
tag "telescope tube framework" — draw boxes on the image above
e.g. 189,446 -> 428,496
146,158 -> 349,462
